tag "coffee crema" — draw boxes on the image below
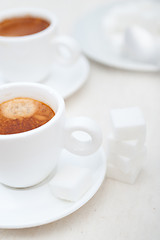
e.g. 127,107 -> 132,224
0,15 -> 50,37
0,97 -> 55,134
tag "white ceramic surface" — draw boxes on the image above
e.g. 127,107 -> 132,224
43,54 -> 90,98
0,8 -> 80,82
0,83 -> 102,188
73,0 -> 160,71
0,54 -> 90,99
0,148 -> 106,229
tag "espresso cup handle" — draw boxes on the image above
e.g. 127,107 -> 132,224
51,35 -> 81,65
64,117 -> 102,156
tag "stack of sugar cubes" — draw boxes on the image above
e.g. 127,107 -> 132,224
107,107 -> 147,184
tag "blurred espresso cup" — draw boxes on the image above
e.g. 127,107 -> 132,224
0,8 -> 80,82
0,83 -> 102,188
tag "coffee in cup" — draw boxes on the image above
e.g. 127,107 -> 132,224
0,97 -> 55,134
0,15 -> 50,37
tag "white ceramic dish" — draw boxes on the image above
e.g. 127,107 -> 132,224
0,147 -> 106,229
73,0 -> 160,72
0,54 -> 90,99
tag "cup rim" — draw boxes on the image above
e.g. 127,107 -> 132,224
0,8 -> 58,42
0,82 -> 65,140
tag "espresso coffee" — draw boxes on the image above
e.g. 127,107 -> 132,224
0,97 -> 55,134
0,16 -> 50,37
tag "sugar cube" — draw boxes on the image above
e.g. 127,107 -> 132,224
107,146 -> 146,173
107,134 -> 143,158
106,163 -> 141,184
110,107 -> 146,141
48,166 -> 93,201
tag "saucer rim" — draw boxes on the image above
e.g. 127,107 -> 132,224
60,55 -> 90,99
73,1 -> 160,72
0,148 -> 106,229
0,54 -> 90,99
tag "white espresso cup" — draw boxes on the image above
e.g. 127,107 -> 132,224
0,8 -> 80,82
0,83 -> 102,188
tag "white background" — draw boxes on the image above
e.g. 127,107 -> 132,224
0,0 -> 160,239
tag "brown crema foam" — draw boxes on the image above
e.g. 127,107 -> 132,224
0,15 -> 50,37
0,97 -> 55,134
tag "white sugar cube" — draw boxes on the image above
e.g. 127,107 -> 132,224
107,146 -> 146,174
107,163 -> 141,184
48,166 -> 93,201
108,154 -> 132,173
110,107 -> 146,141
107,134 -> 143,158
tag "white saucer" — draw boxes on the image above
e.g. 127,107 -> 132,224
0,148 -> 106,229
73,0 -> 160,72
0,54 -> 90,99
